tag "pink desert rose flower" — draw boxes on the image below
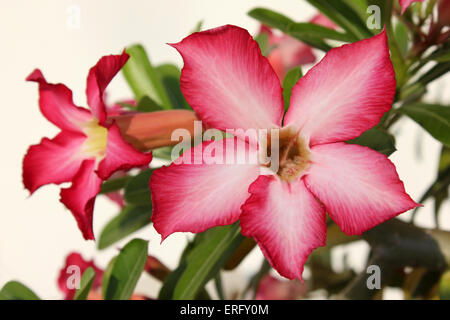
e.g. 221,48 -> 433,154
260,14 -> 336,80
23,52 -> 153,240
399,0 -> 424,14
150,25 -> 419,280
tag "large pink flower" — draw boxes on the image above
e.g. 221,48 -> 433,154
260,14 -> 336,80
23,52 -> 152,240
150,25 -> 419,280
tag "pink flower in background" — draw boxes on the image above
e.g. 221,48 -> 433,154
58,252 -> 148,300
58,252 -> 103,300
399,0 -> 424,14
259,14 -> 336,80
150,25 -> 419,280
255,274 -> 306,300
23,52 -> 152,240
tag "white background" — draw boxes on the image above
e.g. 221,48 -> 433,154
0,0 -> 448,299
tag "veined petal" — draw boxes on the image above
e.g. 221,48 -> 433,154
96,123 -> 152,180
305,142 -> 420,235
399,0 -> 423,14
150,138 -> 260,240
23,131 -> 87,194
60,160 -> 102,240
240,175 -> 327,281
57,252 -> 103,300
27,69 -> 92,132
172,25 -> 284,132
284,30 -> 395,146
86,51 -> 129,124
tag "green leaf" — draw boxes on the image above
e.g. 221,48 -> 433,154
98,204 -> 152,250
398,103 -> 450,146
74,267 -> 96,300
417,62 -> 450,86
124,169 -> 154,205
440,270 -> 450,300
156,64 -> 190,110
282,67 -> 302,111
254,32 -> 269,56
394,20 -> 409,58
123,44 -> 172,109
287,22 -> 355,42
100,175 -> 131,194
0,281 -> 40,300
136,95 -> 164,112
102,256 -> 117,299
173,224 -> 245,300
305,0 -> 372,40
248,8 -> 294,33
152,146 -> 174,161
103,239 -> 148,300
347,128 -> 396,156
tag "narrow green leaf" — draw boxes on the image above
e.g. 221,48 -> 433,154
398,103 -> 450,146
173,224 -> 245,300
124,169 -> 154,205
156,64 -> 190,110
348,128 -> 396,156
305,0 -> 372,40
287,22 -> 355,42
248,8 -> 294,33
123,44 -> 172,109
104,239 -> 148,300
98,204 -> 152,250
0,281 -> 40,300
254,32 -> 269,56
102,257 -> 117,299
74,267 -> 96,300
417,62 -> 450,86
282,67 -> 302,111
394,20 -> 409,58
136,95 -> 164,112
100,175 -> 131,194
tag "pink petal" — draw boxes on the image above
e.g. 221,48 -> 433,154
23,131 -> 87,194
240,175 -> 327,281
57,252 -> 103,300
284,30 -> 396,146
150,138 -> 260,240
304,142 -> 420,235
171,25 -> 284,132
399,0 -> 423,14
60,160 -> 102,240
96,123 -> 152,180
27,69 -> 92,132
86,51 -> 129,124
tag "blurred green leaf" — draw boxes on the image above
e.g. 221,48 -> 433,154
104,239 -> 148,300
248,8 -> 294,33
191,20 -> 203,34
282,67 -> 302,111
156,64 -> 190,110
136,95 -> 164,112
254,32 -> 269,56
172,224 -> 245,299
398,103 -> 450,146
0,281 -> 40,300
123,44 -> 172,109
287,22 -> 355,42
74,267 -> 96,300
98,204 -> 152,250
100,176 -> 131,194
417,62 -> 450,86
305,0 -> 372,40
440,270 -> 450,300
124,169 -> 154,205
102,256 -> 117,299
348,128 -> 396,156
394,21 -> 409,58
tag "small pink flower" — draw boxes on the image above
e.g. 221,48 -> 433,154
399,0 -> 424,14
260,14 -> 336,80
58,252 -> 103,300
150,25 -> 419,280
23,52 -> 152,240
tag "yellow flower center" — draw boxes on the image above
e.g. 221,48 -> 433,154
81,120 -> 108,159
